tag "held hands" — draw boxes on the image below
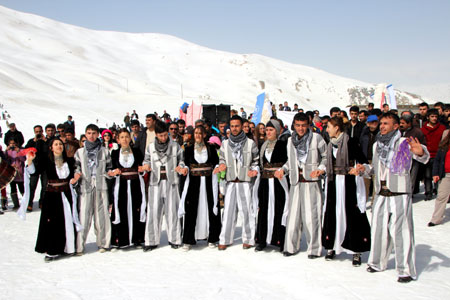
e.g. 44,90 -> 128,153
433,176 -> 440,183
141,164 -> 152,172
349,164 -> 366,176
70,172 -> 81,185
213,164 -> 227,174
175,166 -> 188,176
107,168 -> 121,177
408,137 -> 424,156
310,170 -> 324,178
247,170 -> 258,178
274,169 -> 284,179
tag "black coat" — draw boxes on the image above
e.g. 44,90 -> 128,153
182,143 -> 221,244
256,139 -> 288,248
35,157 -> 75,255
433,148 -> 448,179
110,147 -> 145,246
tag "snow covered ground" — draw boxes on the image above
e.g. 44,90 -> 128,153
1,189 -> 449,300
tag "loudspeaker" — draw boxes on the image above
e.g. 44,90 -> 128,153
202,105 -> 217,127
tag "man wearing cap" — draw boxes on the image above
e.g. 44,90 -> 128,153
213,115 -> 259,250
274,112 -> 327,258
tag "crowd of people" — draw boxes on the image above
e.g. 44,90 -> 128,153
1,99 -> 449,284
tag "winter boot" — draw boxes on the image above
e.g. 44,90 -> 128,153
1,197 -> 7,211
11,193 -> 19,209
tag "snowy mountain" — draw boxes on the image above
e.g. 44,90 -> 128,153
0,5 -> 425,137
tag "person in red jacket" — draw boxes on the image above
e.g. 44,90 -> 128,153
421,108 -> 446,200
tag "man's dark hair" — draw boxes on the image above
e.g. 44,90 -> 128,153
130,120 -> 140,127
349,106 -> 360,113
155,120 -> 168,134
305,111 -> 314,121
383,103 -> 389,108
218,120 -> 228,125
380,112 -> 400,125
146,114 -> 157,121
33,125 -> 43,131
45,123 -> 56,130
85,124 -> 100,133
293,112 -> 310,124
68,115 -> 72,119
427,108 -> 439,117
359,110 -> 368,116
419,102 -> 429,108
330,107 -> 341,115
177,119 -> 186,126
230,115 -> 243,124
368,102 -> 374,108
434,102 -> 445,110
372,108 -> 383,117
321,115 -> 331,121
57,123 -> 65,131
400,113 -> 413,124
65,128 -> 74,135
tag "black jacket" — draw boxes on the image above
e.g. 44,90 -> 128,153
346,121 -> 365,143
433,148 -> 448,179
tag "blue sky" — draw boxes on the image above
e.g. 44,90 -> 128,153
1,0 -> 449,96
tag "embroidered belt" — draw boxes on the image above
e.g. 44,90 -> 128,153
160,166 -> 167,180
46,179 -> 70,192
190,163 -> 213,177
120,167 -> 139,180
379,181 -> 406,197
262,162 -> 284,179
333,160 -> 355,175
297,168 -> 316,183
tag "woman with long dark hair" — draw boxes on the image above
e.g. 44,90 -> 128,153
254,123 -> 266,149
179,125 -> 221,250
322,117 -> 371,266
23,138 -> 81,262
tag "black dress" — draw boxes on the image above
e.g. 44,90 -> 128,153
182,144 -> 221,245
322,137 -> 371,253
110,147 -> 146,247
255,139 -> 288,249
35,157 -> 76,256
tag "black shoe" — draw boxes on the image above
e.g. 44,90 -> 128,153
170,243 -> 180,249
352,254 -> 362,267
398,276 -> 413,283
255,244 -> 266,252
325,250 -> 335,261
428,222 -> 437,227
143,245 -> 157,252
425,194 -> 432,201
44,255 -> 60,262
0,210 -> 4,215
308,255 -> 320,259
366,266 -> 379,273
283,252 -> 294,257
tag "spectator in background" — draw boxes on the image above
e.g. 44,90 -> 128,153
56,124 -> 66,141
240,107 -> 247,119
278,104 -> 283,111
418,102 -> 429,128
359,114 -> 379,202
183,126 -> 194,149
293,103 -> 299,112
330,107 -> 341,118
64,128 -> 80,158
169,122 -> 183,146
254,122 -> 266,149
347,106 -> 364,143
421,108 -> 446,200
45,123 -> 56,140
249,122 -> 256,135
124,112 -> 131,131
64,115 -> 75,134
4,123 -> 24,147
177,119 -> 186,135
242,119 -> 253,139
4,139 -> 25,210
367,102 -> 374,113
134,114 -> 157,157
434,102 -> 448,127
131,110 -> 139,120
217,120 -> 228,141
400,111 -> 426,195
359,110 -> 369,124
162,110 -> 171,123
382,103 -> 390,113
130,120 -> 141,143
283,101 -> 291,111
